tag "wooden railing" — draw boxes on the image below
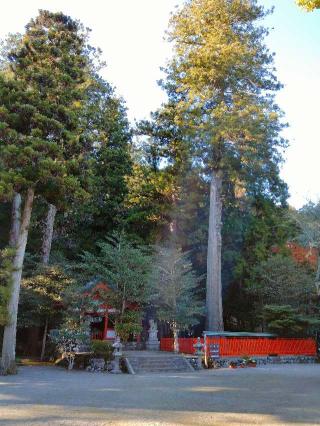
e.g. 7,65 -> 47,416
160,337 -> 317,356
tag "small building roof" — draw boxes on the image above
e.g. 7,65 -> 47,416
203,331 -> 276,337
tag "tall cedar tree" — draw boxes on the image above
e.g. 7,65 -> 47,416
0,11 -> 92,374
48,76 -> 132,255
70,77 -> 132,249
135,101 -> 191,242
165,0 -> 288,330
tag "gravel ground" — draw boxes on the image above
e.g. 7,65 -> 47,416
1,364 -> 320,425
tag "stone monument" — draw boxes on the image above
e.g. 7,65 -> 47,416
146,319 -> 160,351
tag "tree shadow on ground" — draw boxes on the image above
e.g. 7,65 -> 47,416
0,365 -> 319,425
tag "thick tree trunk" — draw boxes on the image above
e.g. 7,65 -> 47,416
205,170 -> 224,331
1,188 -> 35,375
41,203 -> 57,266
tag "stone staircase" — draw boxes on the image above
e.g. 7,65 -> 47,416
125,351 -> 194,374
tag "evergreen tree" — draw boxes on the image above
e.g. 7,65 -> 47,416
224,198 -> 295,330
247,253 -> 317,321
151,245 -> 204,352
47,76 -> 132,255
0,11 -> 93,374
164,0 -> 288,330
262,305 -> 320,336
75,234 -> 152,341
73,77 -> 132,246
18,265 -> 73,360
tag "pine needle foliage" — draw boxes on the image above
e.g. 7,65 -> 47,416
74,234 -> 152,341
165,0 -> 288,200
0,248 -> 15,325
151,246 -> 204,332
0,10 -> 93,204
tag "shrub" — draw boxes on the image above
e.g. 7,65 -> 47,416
114,310 -> 143,342
90,340 -> 113,362
50,325 -> 90,370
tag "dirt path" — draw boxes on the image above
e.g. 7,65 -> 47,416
1,364 -> 320,425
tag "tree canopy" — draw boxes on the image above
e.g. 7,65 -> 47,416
0,11 -> 94,204
297,0 -> 320,11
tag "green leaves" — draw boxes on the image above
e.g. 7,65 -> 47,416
74,234 -> 152,334
18,265 -> 73,328
243,253 -> 319,335
0,248 -> 15,325
151,245 -> 204,331
247,254 -> 315,306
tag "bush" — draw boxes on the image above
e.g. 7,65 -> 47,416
49,324 -> 90,370
114,311 -> 142,342
90,340 -> 113,362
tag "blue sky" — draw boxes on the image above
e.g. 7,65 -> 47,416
0,0 -> 319,208
263,0 -> 320,208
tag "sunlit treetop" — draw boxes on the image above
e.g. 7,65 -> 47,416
0,11 -> 94,206
297,0 -> 320,11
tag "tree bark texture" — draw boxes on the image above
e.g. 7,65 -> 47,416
40,317 -> 48,361
9,193 -> 22,247
41,203 -> 57,265
173,324 -> 179,353
39,203 -> 57,359
1,188 -> 35,374
205,170 -> 224,331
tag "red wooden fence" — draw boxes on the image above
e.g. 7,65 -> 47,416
160,337 -> 316,356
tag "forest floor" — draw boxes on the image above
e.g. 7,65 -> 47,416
0,364 -> 319,425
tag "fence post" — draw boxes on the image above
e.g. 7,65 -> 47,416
204,334 -> 207,367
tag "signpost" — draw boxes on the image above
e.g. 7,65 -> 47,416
209,343 -> 220,359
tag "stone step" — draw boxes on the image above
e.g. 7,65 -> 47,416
129,357 -> 184,360
129,359 -> 185,364
130,364 -> 187,369
136,364 -> 189,368
137,369 -> 189,373
125,353 -> 193,374
129,361 -> 188,367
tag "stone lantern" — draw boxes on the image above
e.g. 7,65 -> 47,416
110,336 -> 123,374
193,337 -> 204,369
